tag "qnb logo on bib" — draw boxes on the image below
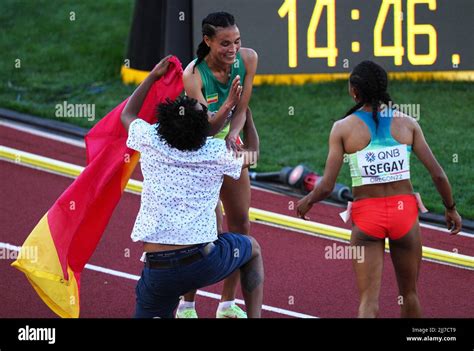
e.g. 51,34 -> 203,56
365,152 -> 376,163
357,145 -> 410,185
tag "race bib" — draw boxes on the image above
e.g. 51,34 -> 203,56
357,145 -> 410,185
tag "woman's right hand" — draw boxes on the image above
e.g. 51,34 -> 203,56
150,55 -> 172,80
224,75 -> 242,109
296,195 -> 313,220
445,208 -> 462,235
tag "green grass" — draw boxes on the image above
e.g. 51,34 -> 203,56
0,0 -> 135,129
1,1 -> 473,218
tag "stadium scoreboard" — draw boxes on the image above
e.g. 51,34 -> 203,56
192,0 -> 474,83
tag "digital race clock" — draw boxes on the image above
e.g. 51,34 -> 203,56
192,0 -> 474,84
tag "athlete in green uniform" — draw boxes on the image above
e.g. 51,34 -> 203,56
179,12 -> 260,318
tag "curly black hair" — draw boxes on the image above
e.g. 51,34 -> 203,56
344,60 -> 393,128
156,96 -> 210,151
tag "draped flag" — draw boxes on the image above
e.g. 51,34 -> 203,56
12,56 -> 184,318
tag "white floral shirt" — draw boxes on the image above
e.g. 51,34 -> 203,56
126,119 -> 242,244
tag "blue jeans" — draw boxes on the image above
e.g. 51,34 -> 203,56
134,232 -> 253,318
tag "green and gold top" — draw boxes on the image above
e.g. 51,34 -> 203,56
194,52 -> 246,139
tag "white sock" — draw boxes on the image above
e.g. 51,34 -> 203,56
178,300 -> 195,310
218,300 -> 235,310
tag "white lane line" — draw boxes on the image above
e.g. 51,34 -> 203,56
255,221 -> 473,271
2,151 -> 472,239
1,124 -> 472,238
0,242 -> 317,319
2,153 -> 473,269
0,120 -> 86,148
419,222 -> 474,238
250,186 -> 473,237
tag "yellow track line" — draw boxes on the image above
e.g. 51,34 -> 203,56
1,145 -> 473,270
120,65 -> 474,85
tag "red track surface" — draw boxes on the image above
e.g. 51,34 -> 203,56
1,124 -> 473,318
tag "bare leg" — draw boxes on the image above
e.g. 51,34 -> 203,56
351,225 -> 385,318
218,107 -> 256,302
240,236 -> 264,318
389,220 -> 423,318
216,200 -> 224,234
219,168 -> 251,301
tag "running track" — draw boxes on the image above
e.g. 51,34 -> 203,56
1,122 -> 473,318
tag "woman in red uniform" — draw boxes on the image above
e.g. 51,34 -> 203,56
178,12 -> 259,318
297,61 -> 462,317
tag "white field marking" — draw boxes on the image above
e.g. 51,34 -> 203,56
0,120 -> 86,148
2,147 -> 471,239
250,186 -> 473,237
1,125 -> 471,238
419,222 -> 474,238
1,242 -> 317,318
254,221 -> 473,271
2,147 -> 474,270
2,147 -> 473,268
0,147 -> 143,195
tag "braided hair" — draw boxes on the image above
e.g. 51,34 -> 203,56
192,12 -> 236,73
344,61 -> 393,128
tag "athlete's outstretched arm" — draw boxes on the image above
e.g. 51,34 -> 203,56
412,121 -> 462,234
297,121 -> 344,219
120,55 -> 171,132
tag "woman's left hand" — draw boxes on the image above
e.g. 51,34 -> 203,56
225,131 -> 242,153
297,195 -> 313,220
